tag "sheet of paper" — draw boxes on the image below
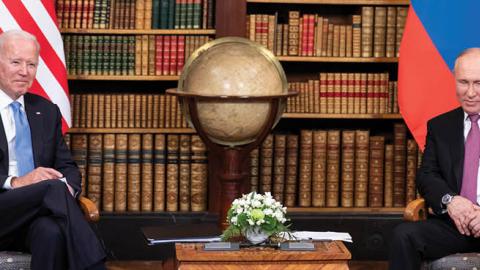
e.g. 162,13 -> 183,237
281,231 -> 353,243
147,236 -> 222,245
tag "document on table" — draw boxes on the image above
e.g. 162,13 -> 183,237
281,231 -> 353,243
146,236 -> 222,245
142,224 -> 222,246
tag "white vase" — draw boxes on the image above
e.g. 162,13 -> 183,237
244,226 -> 269,245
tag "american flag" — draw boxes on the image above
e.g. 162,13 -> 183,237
0,1 -> 71,133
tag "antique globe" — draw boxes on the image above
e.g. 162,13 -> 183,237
167,37 -> 295,228
177,36 -> 288,146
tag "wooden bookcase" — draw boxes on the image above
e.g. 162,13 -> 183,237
59,0 -> 412,263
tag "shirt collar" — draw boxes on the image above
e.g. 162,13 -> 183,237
0,90 -> 25,111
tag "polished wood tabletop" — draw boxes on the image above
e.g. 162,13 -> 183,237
176,241 -> 351,270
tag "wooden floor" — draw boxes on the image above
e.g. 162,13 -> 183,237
106,260 -> 389,270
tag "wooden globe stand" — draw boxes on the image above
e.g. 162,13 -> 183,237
167,90 -> 296,229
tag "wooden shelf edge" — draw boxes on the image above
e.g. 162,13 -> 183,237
61,29 -> 216,35
247,0 -> 409,5
277,56 -> 398,63
68,128 -> 196,134
283,113 -> 403,119
68,75 -> 180,81
288,207 -> 405,214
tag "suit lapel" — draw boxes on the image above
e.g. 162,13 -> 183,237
0,116 -> 8,173
450,108 -> 466,191
24,94 -> 43,167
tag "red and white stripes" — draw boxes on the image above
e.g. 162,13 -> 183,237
0,0 -> 71,132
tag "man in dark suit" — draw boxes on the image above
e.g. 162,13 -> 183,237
389,48 -> 480,269
0,30 -> 106,269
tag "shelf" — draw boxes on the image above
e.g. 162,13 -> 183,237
283,113 -> 403,119
247,0 -> 409,5
68,128 -> 196,134
288,207 -> 404,214
277,56 -> 398,63
68,75 -> 180,81
61,29 -> 216,35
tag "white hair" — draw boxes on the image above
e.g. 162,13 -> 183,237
0,29 -> 40,54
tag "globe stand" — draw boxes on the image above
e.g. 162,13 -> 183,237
167,90 -> 296,229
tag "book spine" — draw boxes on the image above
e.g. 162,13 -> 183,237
368,136 -> 385,207
166,135 -> 179,212
298,130 -> 313,207
154,134 -> 166,211
102,134 -> 116,212
114,134 -> 128,212
312,130 -> 327,207
141,134 -> 154,211
272,134 -> 286,203
284,135 -> 298,207
340,130 -> 355,207
260,134 -> 274,193
354,130 -> 369,207
178,134 -> 191,211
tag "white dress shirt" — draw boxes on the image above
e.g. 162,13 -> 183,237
463,112 -> 480,205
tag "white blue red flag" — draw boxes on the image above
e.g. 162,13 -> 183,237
0,0 -> 71,133
398,0 -> 480,150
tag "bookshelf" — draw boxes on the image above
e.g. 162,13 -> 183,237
57,0 -> 412,264
247,0 -> 409,5
68,75 -> 180,80
61,29 -> 216,35
277,56 -> 398,62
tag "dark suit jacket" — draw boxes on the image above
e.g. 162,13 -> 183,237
417,107 -> 465,215
0,93 -> 81,194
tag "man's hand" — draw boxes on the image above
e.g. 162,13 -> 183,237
11,167 -> 63,188
466,206 -> 480,237
447,195 -> 477,235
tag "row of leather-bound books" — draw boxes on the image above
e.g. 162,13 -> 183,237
287,73 -> 399,114
64,133 -> 208,212
69,76 -> 398,130
57,0 -> 215,30
249,123 -> 421,208
248,6 -> 407,58
63,34 -> 211,76
62,122 -> 419,212
70,93 -> 189,128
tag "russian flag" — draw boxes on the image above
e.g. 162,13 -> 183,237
399,0 -> 480,150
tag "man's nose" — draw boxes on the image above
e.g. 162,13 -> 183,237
18,63 -> 28,75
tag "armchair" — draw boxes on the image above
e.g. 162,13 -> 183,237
0,196 -> 100,270
404,198 -> 480,270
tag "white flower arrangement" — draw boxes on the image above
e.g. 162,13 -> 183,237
222,191 -> 290,242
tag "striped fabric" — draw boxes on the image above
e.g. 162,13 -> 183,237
0,0 -> 70,133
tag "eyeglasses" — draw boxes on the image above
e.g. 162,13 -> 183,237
456,80 -> 480,91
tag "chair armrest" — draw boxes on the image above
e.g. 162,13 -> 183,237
403,198 -> 427,222
78,196 -> 99,223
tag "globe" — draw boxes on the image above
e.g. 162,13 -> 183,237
178,37 -> 288,146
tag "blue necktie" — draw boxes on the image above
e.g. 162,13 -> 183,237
10,101 -> 34,176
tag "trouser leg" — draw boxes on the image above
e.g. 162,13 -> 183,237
27,216 -> 67,270
0,180 -> 106,270
389,217 -> 480,270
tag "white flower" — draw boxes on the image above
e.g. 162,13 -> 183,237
231,216 -> 238,225
263,208 -> 273,216
274,210 -> 284,221
264,197 -> 275,206
248,219 -> 255,225
252,200 -> 261,208
236,208 -> 243,214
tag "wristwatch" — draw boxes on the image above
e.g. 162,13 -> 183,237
441,193 -> 455,207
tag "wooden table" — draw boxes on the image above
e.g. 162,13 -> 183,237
175,241 -> 351,270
